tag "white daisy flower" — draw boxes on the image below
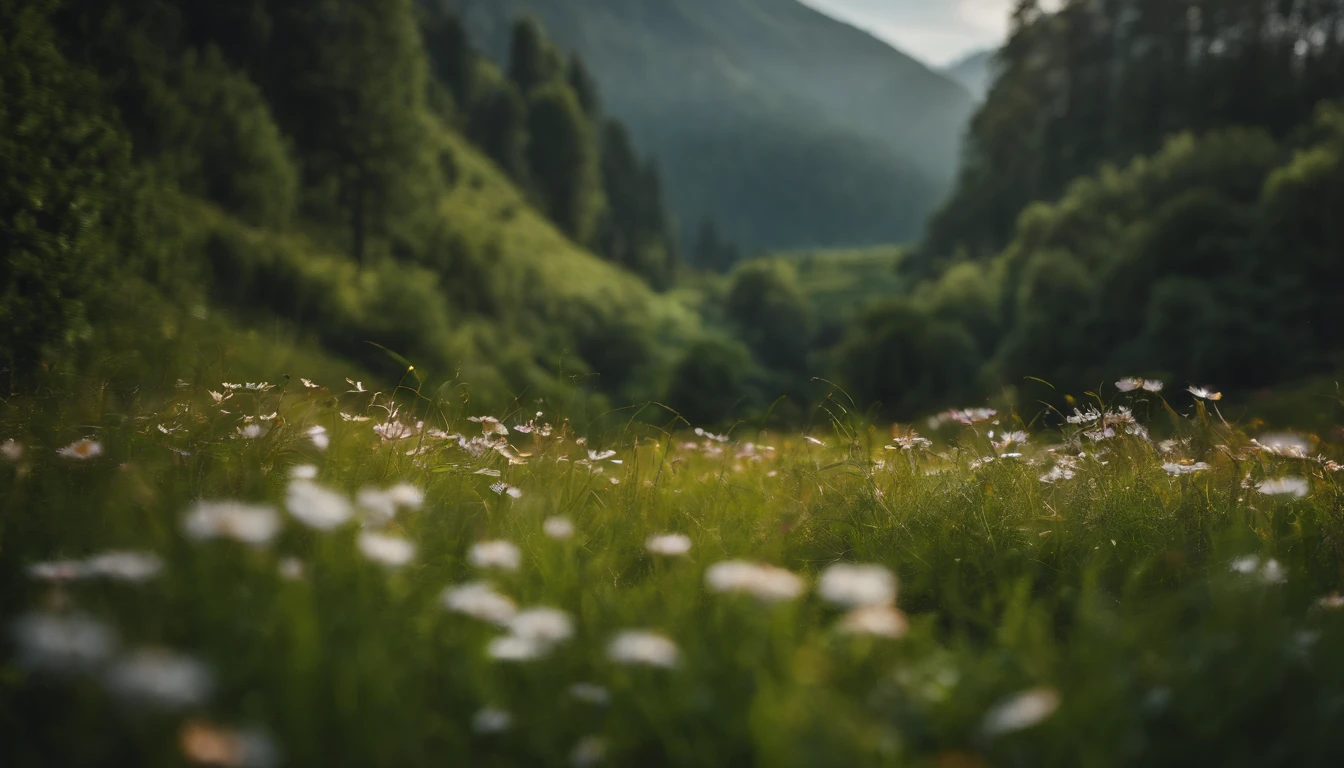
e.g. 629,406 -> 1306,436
543,516 -> 575,540
85,551 -> 164,582
286,480 -> 353,531
704,561 -> 806,603
471,708 -> 512,734
468,416 -> 509,437
469,540 -> 521,571
441,582 -> 517,625
606,630 -> 679,668
11,612 -> 118,672
982,688 -> 1061,736
837,604 -> 909,638
356,531 -> 415,567
1257,477 -> 1309,497
1187,386 -> 1223,401
290,464 -> 318,480
105,649 -> 212,710
387,482 -> 424,510
487,634 -> 549,662
355,487 -> 397,527
588,449 -> 617,462
300,378 -> 320,389
818,563 -> 897,608
339,413 -> 370,423
507,608 -> 574,645
236,424 -> 264,440
1255,434 -> 1310,459
567,682 -> 610,705
307,426 -> 329,451
58,438 -> 103,460
645,533 -> 692,557
183,502 -> 281,546
1,438 -> 22,461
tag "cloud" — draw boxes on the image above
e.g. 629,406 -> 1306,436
799,0 -> 1017,64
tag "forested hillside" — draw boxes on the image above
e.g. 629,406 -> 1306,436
941,49 -> 996,101
816,0 -> 1344,418
443,0 -> 976,252
2,0 -> 698,410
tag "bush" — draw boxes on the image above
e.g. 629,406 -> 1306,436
724,260 -> 812,373
665,335 -> 755,426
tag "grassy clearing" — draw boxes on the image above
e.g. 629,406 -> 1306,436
3,376 -> 1344,767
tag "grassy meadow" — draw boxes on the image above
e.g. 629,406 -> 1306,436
4,370 -> 1344,767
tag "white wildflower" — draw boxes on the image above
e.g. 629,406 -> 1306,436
28,559 -> 88,582
58,438 -> 103,460
804,436 -> 826,447
1255,433 -> 1310,459
1229,555 -> 1261,574
543,516 -> 575,540
606,630 -> 679,668
286,480 -> 353,531
471,707 -> 512,734
1040,465 -> 1075,484
85,551 -> 164,582
570,736 -> 607,768
300,378 -> 320,389
1188,386 -> 1223,401
387,482 -> 424,509
355,487 -> 397,526
469,540 -> 521,571
489,482 -> 523,499
356,531 -> 415,567
278,557 -> 305,580
441,582 -> 517,625
105,649 -> 212,710
208,390 -> 230,405
345,379 -> 366,393
1066,407 -> 1102,425
588,449 -> 617,462
1,438 -> 22,461
236,424 -> 264,440
837,604 -> 909,638
646,533 -> 692,557
704,561 -> 806,603
568,683 -> 610,706
11,612 -> 118,672
982,688 -> 1061,736
1116,378 -> 1143,392
307,426 -> 329,451
1257,477 -> 1309,497
183,501 -> 280,546
474,468 -> 501,477
507,607 -> 574,646
818,563 -> 897,608
1317,593 -> 1344,610
1162,462 -> 1211,477
469,416 -> 509,437
290,464 -> 318,480
1261,558 -> 1288,585
373,421 -> 420,441
339,413 -> 370,423
487,634 -> 549,662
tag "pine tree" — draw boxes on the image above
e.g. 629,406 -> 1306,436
567,53 -> 601,118
421,7 -> 478,116
264,0 -> 429,265
525,82 -> 601,243
508,16 -> 562,96
471,81 -> 530,181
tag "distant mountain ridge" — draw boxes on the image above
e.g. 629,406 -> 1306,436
941,49 -> 996,101
443,0 -> 976,252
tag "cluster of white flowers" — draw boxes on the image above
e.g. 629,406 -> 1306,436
606,630 -> 679,668
646,533 -> 692,557
184,502 -> 281,547
469,540 -> 521,571
442,582 -> 517,625
704,561 -> 806,603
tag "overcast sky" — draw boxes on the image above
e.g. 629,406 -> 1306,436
798,0 -> 1018,66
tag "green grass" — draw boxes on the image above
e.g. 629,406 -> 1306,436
4,376 -> 1344,766
772,245 -> 908,326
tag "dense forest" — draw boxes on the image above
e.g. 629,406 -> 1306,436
3,0 -> 1343,426
2,0 -> 696,414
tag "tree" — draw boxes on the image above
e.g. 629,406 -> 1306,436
507,16 -> 562,96
724,261 -> 811,373
693,218 -> 739,273
525,82 -> 601,243
567,53 -> 600,118
0,0 -> 131,385
470,82 -> 530,181
421,6 -> 478,116
264,0 -> 430,265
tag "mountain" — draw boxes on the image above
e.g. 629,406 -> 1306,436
443,0 -> 976,252
941,49 -> 996,101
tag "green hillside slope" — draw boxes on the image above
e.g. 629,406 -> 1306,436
447,0 -> 975,252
